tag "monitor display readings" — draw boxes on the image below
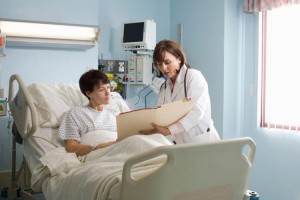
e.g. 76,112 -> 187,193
123,22 -> 144,43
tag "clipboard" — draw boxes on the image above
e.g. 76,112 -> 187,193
116,98 -> 196,140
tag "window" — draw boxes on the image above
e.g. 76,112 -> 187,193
260,4 -> 300,131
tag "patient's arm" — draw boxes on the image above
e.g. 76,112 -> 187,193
65,140 -> 94,156
65,140 -> 117,156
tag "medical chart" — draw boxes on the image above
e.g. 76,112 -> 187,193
116,98 -> 196,140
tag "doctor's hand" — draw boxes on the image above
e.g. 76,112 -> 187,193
139,123 -> 171,136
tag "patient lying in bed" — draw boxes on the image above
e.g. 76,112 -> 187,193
31,70 -> 173,199
58,69 -> 172,156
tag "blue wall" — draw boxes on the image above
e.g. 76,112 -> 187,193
242,12 -> 300,200
170,0 -> 225,137
98,0 -> 170,109
98,0 -> 170,60
0,0 -> 99,171
1,1 -> 300,200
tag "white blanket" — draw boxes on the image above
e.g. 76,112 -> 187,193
32,134 -> 172,200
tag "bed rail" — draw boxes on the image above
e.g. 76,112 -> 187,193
8,74 -> 37,139
121,137 -> 256,200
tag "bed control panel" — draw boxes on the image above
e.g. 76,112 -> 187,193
0,99 -> 6,116
0,87 -> 6,116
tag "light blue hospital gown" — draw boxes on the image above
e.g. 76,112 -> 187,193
59,106 -> 117,142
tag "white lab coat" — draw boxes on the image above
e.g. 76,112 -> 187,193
157,64 -> 220,144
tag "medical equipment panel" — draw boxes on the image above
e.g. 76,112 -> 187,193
0,30 -> 6,57
0,87 -> 6,116
126,56 -> 137,83
136,55 -> 152,84
123,55 -> 152,85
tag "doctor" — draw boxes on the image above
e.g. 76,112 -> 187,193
140,39 -> 220,144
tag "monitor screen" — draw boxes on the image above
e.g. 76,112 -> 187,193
123,22 -> 144,43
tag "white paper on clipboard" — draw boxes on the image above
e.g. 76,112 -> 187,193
116,98 -> 196,140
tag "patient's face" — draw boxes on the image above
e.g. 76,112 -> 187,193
156,51 -> 181,80
87,83 -> 111,106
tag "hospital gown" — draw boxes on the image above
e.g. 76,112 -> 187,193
59,106 -> 117,142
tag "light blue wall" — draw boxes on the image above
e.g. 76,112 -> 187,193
170,0 -> 225,137
1,1 -> 300,200
98,0 -> 170,60
0,0 -> 98,25
170,1 -> 300,200
242,12 -> 300,200
0,0 -> 99,171
98,0 -> 170,109
223,0 -> 245,139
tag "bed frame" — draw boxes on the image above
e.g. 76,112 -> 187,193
8,74 -> 256,200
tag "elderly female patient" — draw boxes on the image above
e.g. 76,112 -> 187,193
59,69 -> 118,156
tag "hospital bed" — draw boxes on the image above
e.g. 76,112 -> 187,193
8,73 -> 256,200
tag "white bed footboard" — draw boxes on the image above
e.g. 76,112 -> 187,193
120,137 -> 256,200
9,74 -> 38,139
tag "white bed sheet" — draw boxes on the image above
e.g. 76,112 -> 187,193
23,127 -> 62,173
31,134 -> 172,200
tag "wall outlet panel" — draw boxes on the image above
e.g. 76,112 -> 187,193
98,59 -> 128,74
0,88 -> 4,99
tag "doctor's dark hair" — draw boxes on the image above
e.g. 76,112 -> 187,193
153,39 -> 190,77
79,69 -> 110,100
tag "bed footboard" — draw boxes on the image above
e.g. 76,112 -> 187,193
120,137 -> 256,200
8,74 -> 37,139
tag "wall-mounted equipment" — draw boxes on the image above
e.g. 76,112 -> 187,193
98,59 -> 128,74
98,59 -> 128,99
126,56 -> 137,83
0,19 -> 100,49
121,19 -> 156,51
123,55 -> 152,85
0,30 -> 6,57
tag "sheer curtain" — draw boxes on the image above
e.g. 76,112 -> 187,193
263,5 -> 300,130
244,0 -> 300,13
244,1 -> 300,130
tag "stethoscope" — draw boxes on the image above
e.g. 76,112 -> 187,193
161,68 -> 189,103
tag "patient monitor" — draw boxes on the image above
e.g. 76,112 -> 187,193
121,19 -> 156,51
121,19 -> 156,86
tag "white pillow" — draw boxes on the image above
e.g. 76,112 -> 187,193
27,83 -> 88,128
26,82 -> 130,128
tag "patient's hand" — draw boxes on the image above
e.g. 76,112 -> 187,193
139,123 -> 171,136
95,140 -> 117,149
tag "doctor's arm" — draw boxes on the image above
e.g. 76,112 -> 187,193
139,122 -> 171,136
